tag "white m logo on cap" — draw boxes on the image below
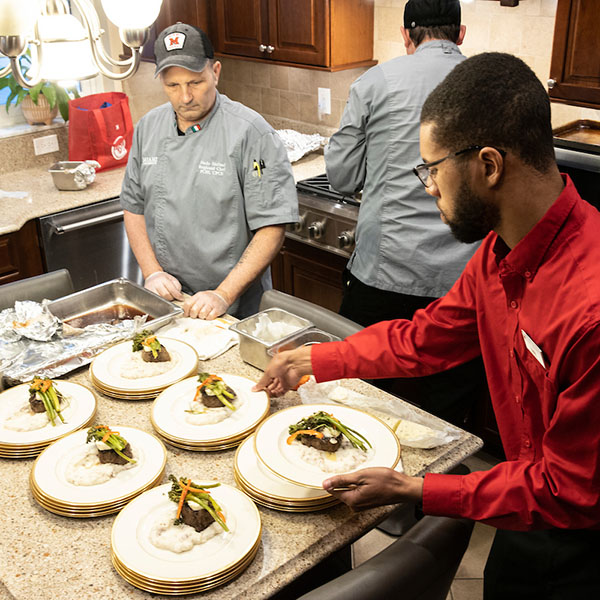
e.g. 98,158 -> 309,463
165,32 -> 186,51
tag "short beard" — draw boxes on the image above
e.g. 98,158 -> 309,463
446,179 -> 500,244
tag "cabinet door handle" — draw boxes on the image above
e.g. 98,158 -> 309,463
259,44 -> 267,52
266,45 -> 274,53
547,78 -> 556,89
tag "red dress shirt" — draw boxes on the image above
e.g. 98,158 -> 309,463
312,176 -> 600,531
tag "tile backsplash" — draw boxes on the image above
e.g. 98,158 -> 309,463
123,0 -> 596,135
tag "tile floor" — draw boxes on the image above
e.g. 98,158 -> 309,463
351,450 -> 501,600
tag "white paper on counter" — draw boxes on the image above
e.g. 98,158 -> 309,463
298,376 -> 461,449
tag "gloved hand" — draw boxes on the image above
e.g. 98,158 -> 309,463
144,271 -> 184,301
183,290 -> 230,320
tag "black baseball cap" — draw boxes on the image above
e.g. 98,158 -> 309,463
154,23 -> 215,77
404,0 -> 461,29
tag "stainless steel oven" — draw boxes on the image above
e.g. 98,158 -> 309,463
554,142 -> 600,209
38,198 -> 142,292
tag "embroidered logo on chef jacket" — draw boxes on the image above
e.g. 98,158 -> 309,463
165,33 -> 186,51
142,156 -> 158,166
198,160 -> 226,176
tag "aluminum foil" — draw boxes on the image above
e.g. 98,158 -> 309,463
276,129 -> 327,163
0,301 -> 147,384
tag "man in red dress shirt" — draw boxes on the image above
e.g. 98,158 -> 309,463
254,52 -> 600,598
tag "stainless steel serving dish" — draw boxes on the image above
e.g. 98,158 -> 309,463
229,308 -> 313,370
48,278 -> 182,330
267,327 -> 340,356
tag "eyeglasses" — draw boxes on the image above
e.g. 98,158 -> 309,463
413,145 -> 506,188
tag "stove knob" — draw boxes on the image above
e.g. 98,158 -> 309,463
308,221 -> 325,240
338,230 -> 355,248
292,213 -> 306,233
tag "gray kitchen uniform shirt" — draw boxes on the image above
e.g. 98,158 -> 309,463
120,92 -> 298,318
325,41 -> 478,298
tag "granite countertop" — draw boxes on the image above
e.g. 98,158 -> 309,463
0,153 -> 326,236
0,340 -> 481,600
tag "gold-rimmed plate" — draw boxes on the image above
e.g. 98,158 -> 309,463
0,381 -> 97,448
111,482 -> 261,583
31,426 -> 167,507
151,374 -> 269,444
254,404 -> 401,489
90,337 -> 198,396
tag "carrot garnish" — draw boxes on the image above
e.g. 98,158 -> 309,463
292,374 -> 311,391
176,478 -> 192,519
286,429 -> 324,445
100,427 -> 119,443
198,375 -> 222,389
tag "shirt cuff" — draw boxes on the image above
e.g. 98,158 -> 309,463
422,473 -> 463,518
311,341 -> 347,382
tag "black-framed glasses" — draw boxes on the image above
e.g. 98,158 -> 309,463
413,145 -> 506,188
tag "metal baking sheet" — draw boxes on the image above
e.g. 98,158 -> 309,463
553,120 -> 600,155
48,278 -> 182,330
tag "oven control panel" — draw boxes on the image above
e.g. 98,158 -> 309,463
288,193 -> 359,258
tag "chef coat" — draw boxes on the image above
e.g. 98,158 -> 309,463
121,92 -> 298,318
325,40 -> 478,298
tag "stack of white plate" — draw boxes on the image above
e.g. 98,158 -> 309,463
0,381 -> 97,459
111,482 -> 261,594
234,435 -> 339,511
151,374 -> 270,451
253,404 -> 402,490
89,337 -> 198,400
30,426 -> 167,517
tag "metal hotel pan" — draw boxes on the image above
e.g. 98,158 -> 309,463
47,278 -> 182,330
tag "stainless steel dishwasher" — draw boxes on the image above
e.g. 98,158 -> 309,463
38,198 -> 143,292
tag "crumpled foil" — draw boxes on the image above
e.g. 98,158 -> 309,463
276,129 -> 328,163
0,300 -> 147,384
73,160 -> 101,189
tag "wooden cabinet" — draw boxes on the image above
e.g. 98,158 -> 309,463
549,0 -> 600,109
212,0 -> 375,71
271,237 -> 346,312
154,0 -> 212,34
0,221 -> 44,285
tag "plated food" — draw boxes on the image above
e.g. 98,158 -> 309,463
0,380 -> 96,458
30,426 -> 166,516
149,475 -> 229,554
151,374 -> 269,451
65,425 -> 138,487
254,404 -> 401,489
90,335 -> 198,399
111,481 -> 261,594
286,410 -> 371,474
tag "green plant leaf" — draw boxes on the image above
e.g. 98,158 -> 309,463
41,85 -> 57,109
28,81 -> 44,104
0,78 -> 9,91
16,88 -> 28,105
55,86 -> 71,121
5,89 -> 18,112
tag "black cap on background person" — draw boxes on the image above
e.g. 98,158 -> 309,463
153,23 -> 215,77
404,0 -> 461,28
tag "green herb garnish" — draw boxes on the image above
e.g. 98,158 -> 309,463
86,425 -> 136,463
288,411 -> 371,452
132,329 -> 162,358
29,377 -> 65,426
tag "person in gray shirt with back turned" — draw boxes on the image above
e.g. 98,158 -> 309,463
325,0 -> 485,426
121,23 -> 298,320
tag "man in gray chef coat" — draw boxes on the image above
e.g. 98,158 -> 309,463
121,24 -> 298,319
325,0 -> 484,426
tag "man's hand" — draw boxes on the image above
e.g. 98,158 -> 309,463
252,346 -> 313,396
322,467 -> 424,511
144,271 -> 184,301
183,290 -> 230,320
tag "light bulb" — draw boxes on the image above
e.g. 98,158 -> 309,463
100,0 -> 163,30
0,0 -> 42,37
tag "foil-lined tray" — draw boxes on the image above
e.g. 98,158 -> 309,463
0,279 -> 182,386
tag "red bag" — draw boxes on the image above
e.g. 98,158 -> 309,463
68,92 -> 134,171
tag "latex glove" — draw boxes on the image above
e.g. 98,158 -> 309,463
183,290 -> 230,320
144,271 -> 184,301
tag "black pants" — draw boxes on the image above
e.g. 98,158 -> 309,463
339,269 -> 487,427
484,528 -> 600,599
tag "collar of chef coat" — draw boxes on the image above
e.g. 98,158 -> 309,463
171,90 -> 222,136
491,174 -> 578,281
414,39 -> 462,57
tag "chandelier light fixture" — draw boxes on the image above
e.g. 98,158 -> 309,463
0,0 -> 163,88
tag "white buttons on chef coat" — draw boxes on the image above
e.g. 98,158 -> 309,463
510,300 -> 518,309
